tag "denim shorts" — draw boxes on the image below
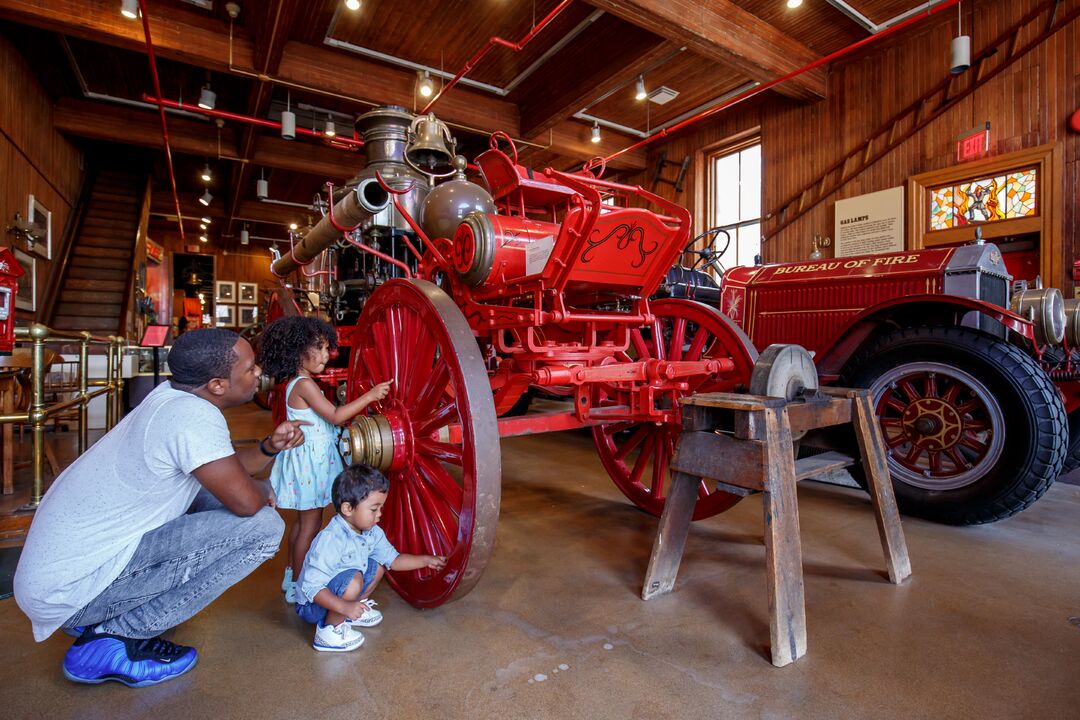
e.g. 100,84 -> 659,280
295,558 -> 379,626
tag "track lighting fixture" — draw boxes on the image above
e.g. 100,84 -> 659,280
200,163 -> 212,183
240,225 -> 250,245
257,170 -> 269,199
199,223 -> 207,231
417,71 -> 434,98
120,0 -> 138,19
786,0 -> 803,8
635,75 -> 647,101
199,234 -> 208,243
345,0 -> 361,10
591,121 -> 601,144
198,85 -> 216,110
201,216 -> 211,225
281,93 -> 296,140
198,189 -> 213,206
324,117 -> 337,137
289,222 -> 299,231
950,1 -> 971,74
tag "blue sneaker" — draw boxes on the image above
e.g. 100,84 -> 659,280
62,630 -> 198,687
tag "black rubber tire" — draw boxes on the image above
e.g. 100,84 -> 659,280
1061,411 -> 1080,475
842,326 -> 1067,525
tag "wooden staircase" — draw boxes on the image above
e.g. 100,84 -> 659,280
49,168 -> 145,334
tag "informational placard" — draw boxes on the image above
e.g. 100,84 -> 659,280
834,186 -> 905,257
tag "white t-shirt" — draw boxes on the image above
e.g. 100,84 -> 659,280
15,382 -> 236,641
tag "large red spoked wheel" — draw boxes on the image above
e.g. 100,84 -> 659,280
593,298 -> 758,520
347,279 -> 500,608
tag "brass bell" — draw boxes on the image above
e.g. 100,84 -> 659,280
405,113 -> 456,175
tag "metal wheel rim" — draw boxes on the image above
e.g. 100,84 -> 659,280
348,279 -> 500,608
868,361 -> 1005,491
592,299 -> 757,520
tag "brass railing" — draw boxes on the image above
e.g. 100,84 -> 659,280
3,324 -> 126,509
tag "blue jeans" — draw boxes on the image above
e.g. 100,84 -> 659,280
295,559 -> 379,626
63,488 -> 284,639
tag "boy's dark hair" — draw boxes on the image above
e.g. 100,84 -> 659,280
332,464 -> 390,513
256,315 -> 339,383
168,328 -> 240,391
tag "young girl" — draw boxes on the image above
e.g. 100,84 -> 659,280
257,316 -> 392,603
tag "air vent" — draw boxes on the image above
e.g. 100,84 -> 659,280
647,86 -> 679,105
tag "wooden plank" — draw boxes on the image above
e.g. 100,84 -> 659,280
851,392 -> 911,584
760,405 -> 806,667
793,451 -> 855,482
668,430 -> 766,492
640,470 -> 700,600
786,397 -> 853,435
680,391 -> 779,411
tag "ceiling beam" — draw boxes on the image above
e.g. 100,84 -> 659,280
151,191 -> 312,228
583,0 -> 827,101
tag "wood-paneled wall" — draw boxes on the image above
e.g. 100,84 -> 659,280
626,0 -> 1079,290
0,34 -> 84,322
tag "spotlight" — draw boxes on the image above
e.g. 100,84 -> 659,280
257,177 -> 269,199
200,163 -> 212,183
120,0 -> 138,19
635,75 -> 647,101
950,3 -> 970,75
199,234 -> 208,243
240,227 -> 250,245
198,85 -> 216,110
289,222 -> 298,231
786,0 -> 803,8
417,70 -> 434,98
201,216 -> 212,225
281,109 -> 296,140
590,121 -> 601,144
198,189 -> 213,206
345,0 -> 361,9
199,223 -> 207,231
324,117 -> 337,137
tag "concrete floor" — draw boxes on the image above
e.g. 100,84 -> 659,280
1,404 -> 1079,719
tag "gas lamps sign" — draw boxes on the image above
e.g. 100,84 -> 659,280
956,122 -> 991,163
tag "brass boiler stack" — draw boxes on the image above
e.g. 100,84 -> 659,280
270,106 -> 444,278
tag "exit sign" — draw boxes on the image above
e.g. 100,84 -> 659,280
956,122 -> 990,162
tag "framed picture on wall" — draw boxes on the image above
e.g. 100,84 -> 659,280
215,281 -> 236,303
215,304 -> 236,327
13,247 -> 36,311
27,194 -> 52,259
239,305 -> 258,326
238,282 -> 258,304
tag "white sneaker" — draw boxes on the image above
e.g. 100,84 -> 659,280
312,622 -> 365,652
284,582 -> 297,605
349,599 -> 383,628
281,567 -> 293,593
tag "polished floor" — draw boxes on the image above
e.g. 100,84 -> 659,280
1,404 -> 1078,719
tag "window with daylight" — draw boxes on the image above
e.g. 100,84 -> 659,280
707,141 -> 761,270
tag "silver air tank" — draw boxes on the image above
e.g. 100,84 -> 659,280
420,156 -> 495,241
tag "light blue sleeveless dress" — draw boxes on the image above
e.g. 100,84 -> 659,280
269,376 -> 344,510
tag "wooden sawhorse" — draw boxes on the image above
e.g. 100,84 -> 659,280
641,387 -> 912,667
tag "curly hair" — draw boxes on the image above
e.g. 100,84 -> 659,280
256,315 -> 338,383
332,464 -> 390,513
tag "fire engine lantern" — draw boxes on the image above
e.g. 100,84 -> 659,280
0,248 -> 25,354
452,213 -> 560,288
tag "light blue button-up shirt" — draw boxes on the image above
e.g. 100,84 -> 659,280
296,514 -> 400,605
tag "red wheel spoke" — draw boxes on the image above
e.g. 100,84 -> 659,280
959,433 -> 989,453
955,399 -> 981,414
880,418 -> 904,428
885,434 -> 909,449
417,400 -> 459,436
684,327 -> 708,362
417,456 -> 464,509
404,480 -> 441,558
629,435 -> 657,489
941,381 -> 962,405
614,424 -> 652,461
929,450 -> 944,474
902,444 -> 924,465
883,395 -> 908,414
650,438 -> 669,498
963,420 -> 990,432
416,438 -> 464,465
413,360 -> 451,418
898,379 -> 921,402
649,318 -> 665,361
668,317 -> 687,361
630,329 -> 650,360
412,470 -> 457,555
946,448 -> 969,469
924,375 -> 938,399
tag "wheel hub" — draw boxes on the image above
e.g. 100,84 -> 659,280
340,404 -> 411,473
901,398 -> 963,451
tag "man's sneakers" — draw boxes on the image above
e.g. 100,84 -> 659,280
312,621 -> 365,652
62,628 -> 198,687
349,599 -> 383,628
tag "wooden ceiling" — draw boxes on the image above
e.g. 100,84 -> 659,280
0,0 -> 939,247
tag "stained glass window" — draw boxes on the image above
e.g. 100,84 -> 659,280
929,167 -> 1037,230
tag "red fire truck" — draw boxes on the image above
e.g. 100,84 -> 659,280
715,244 -> 1073,525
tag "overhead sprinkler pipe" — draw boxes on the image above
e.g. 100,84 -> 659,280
602,0 -> 962,164
142,95 -> 365,149
420,0 -> 573,114
137,0 -> 184,240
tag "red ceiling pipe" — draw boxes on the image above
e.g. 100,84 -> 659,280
603,0 -> 962,164
137,0 -> 184,240
142,95 -> 365,148
421,0 -> 574,115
